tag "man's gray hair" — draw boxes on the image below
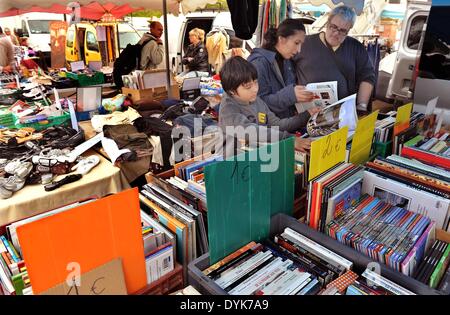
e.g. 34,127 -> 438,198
328,5 -> 357,26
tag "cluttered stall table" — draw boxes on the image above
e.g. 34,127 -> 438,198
0,150 -> 130,226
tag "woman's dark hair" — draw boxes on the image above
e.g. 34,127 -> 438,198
262,19 -> 306,50
220,56 -> 258,93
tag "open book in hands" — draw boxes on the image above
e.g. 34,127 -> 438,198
306,94 -> 358,138
295,81 -> 338,113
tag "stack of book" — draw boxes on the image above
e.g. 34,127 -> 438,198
320,268 -> 415,295
307,162 -> 364,232
295,150 -> 308,197
346,269 -> 415,295
413,239 -> 450,293
401,132 -> 450,169
203,234 -> 349,295
201,227 -> 415,295
165,154 -> 223,210
141,211 -> 176,285
0,235 -> 31,295
140,179 -> 211,280
326,195 -> 434,276
363,155 -> 450,231
0,201 -> 169,295
142,182 -> 208,257
374,111 -> 424,154
374,113 -> 396,143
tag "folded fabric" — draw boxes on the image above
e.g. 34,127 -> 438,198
103,124 -> 152,183
133,117 -> 173,136
91,107 -> 141,132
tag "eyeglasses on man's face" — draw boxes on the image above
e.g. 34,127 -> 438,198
327,23 -> 350,36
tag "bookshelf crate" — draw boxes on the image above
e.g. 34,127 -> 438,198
187,213 -> 446,295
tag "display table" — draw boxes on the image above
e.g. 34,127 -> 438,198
0,151 -> 130,226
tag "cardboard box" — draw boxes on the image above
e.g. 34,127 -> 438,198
122,85 -> 180,103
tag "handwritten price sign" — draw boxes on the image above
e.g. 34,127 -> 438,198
349,110 -> 379,165
309,126 -> 349,181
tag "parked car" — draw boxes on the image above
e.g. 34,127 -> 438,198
386,1 -> 431,102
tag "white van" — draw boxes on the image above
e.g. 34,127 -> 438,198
11,13 -> 65,54
386,1 -> 431,102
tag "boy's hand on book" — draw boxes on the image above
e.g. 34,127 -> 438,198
295,138 -> 312,153
308,106 -> 322,116
294,86 -> 314,102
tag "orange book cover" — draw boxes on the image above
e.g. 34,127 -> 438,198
16,188 -> 147,294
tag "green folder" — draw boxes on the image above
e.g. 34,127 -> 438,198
205,138 -> 295,264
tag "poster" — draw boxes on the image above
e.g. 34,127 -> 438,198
50,21 -> 68,69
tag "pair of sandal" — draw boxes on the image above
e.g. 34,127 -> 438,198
0,127 -> 43,145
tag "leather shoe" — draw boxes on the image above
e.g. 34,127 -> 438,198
44,174 -> 82,192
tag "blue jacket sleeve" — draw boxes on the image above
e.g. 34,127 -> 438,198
250,57 -> 297,117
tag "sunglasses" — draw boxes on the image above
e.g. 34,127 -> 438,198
327,23 -> 350,36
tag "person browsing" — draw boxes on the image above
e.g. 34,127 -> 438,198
219,56 -> 320,155
247,19 -> 315,119
294,5 -> 376,112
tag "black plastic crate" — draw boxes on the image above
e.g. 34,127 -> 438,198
188,213 -> 442,295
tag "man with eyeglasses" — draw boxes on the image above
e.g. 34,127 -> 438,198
294,5 -> 375,113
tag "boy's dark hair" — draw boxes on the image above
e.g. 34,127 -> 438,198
0,26 -> 3,34
220,56 -> 258,93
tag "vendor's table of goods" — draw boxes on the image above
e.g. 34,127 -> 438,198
0,151 -> 130,226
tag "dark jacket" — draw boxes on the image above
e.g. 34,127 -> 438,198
247,48 -> 298,119
182,42 -> 209,72
294,33 -> 376,100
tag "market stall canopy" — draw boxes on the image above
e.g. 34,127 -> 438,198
308,0 -> 366,15
0,3 -> 144,20
0,4 -> 70,18
78,3 -> 144,20
0,0 -> 219,16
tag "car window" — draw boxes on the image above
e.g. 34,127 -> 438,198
407,15 -> 427,50
28,20 -> 52,34
86,31 -> 99,52
67,29 -> 75,48
119,32 -> 141,50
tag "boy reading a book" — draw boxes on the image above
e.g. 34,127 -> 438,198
219,56 -> 319,153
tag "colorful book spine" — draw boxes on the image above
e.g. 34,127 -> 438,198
0,236 -> 20,263
401,147 -> 450,169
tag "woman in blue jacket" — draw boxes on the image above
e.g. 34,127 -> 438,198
248,19 -> 314,119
